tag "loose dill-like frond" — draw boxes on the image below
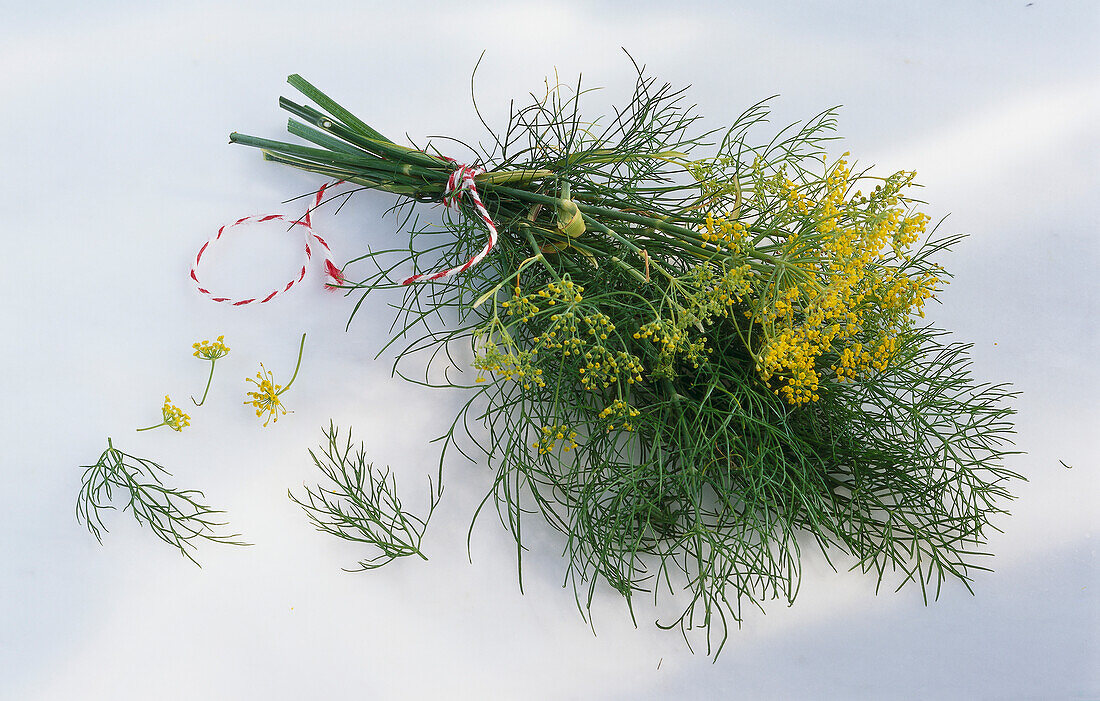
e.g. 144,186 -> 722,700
290,423 -> 441,571
76,438 -> 248,565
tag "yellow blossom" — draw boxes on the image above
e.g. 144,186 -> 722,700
192,335 -> 230,361
244,363 -> 288,426
734,157 -> 939,405
162,396 -> 191,431
243,334 -> 306,427
137,395 -> 190,432
191,335 -> 230,406
532,424 -> 579,454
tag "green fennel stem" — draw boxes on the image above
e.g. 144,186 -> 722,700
192,361 -> 217,406
277,333 -> 307,396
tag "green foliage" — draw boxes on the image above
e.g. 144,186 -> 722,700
290,424 -> 440,571
76,438 -> 248,565
233,57 -> 1023,655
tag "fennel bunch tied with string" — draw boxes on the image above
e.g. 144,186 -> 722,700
230,59 -> 1021,656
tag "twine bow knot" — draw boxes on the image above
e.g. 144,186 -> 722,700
399,159 -> 500,285
442,162 -> 485,207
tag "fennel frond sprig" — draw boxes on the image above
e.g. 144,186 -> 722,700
76,438 -> 248,565
291,424 -> 441,571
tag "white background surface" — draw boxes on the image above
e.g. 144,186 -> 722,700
2,2 -> 1097,699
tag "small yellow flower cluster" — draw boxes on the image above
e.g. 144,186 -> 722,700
582,310 -> 613,340
874,267 -> 939,321
835,337 -> 897,382
192,336 -> 230,361
780,178 -> 812,215
244,364 -> 287,426
473,343 -> 546,390
813,155 -> 850,234
691,262 -> 755,317
578,346 -> 645,390
634,263 -> 753,377
743,156 -> 940,405
598,399 -> 641,432
536,311 -> 585,355
636,318 -> 710,373
757,324 -> 827,404
892,212 -> 930,257
701,213 -> 748,251
502,279 -> 584,323
484,278 -> 644,392
160,395 -> 191,431
533,424 -> 579,454
555,309 -> 640,389
501,289 -> 539,322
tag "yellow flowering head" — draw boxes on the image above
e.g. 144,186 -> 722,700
161,395 -> 191,432
193,335 -> 231,361
731,158 -> 939,405
244,363 -> 287,426
598,399 -> 641,432
532,424 -> 579,454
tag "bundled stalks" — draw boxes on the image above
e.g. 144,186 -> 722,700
231,59 -> 1021,654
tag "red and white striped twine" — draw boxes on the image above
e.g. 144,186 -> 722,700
194,160 -> 498,302
400,159 -> 498,285
191,181 -> 345,306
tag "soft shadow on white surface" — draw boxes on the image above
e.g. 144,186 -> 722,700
2,2 -> 1097,699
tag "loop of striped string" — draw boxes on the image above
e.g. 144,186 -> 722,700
191,181 -> 345,306
195,159 -> 498,301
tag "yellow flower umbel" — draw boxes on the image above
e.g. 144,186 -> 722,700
137,395 -> 191,432
738,155 -> 941,405
191,335 -> 231,406
484,278 -> 645,391
245,364 -> 288,426
193,335 -> 231,361
244,333 -> 305,427
598,399 -> 641,432
533,424 -> 579,454
634,262 -> 754,379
